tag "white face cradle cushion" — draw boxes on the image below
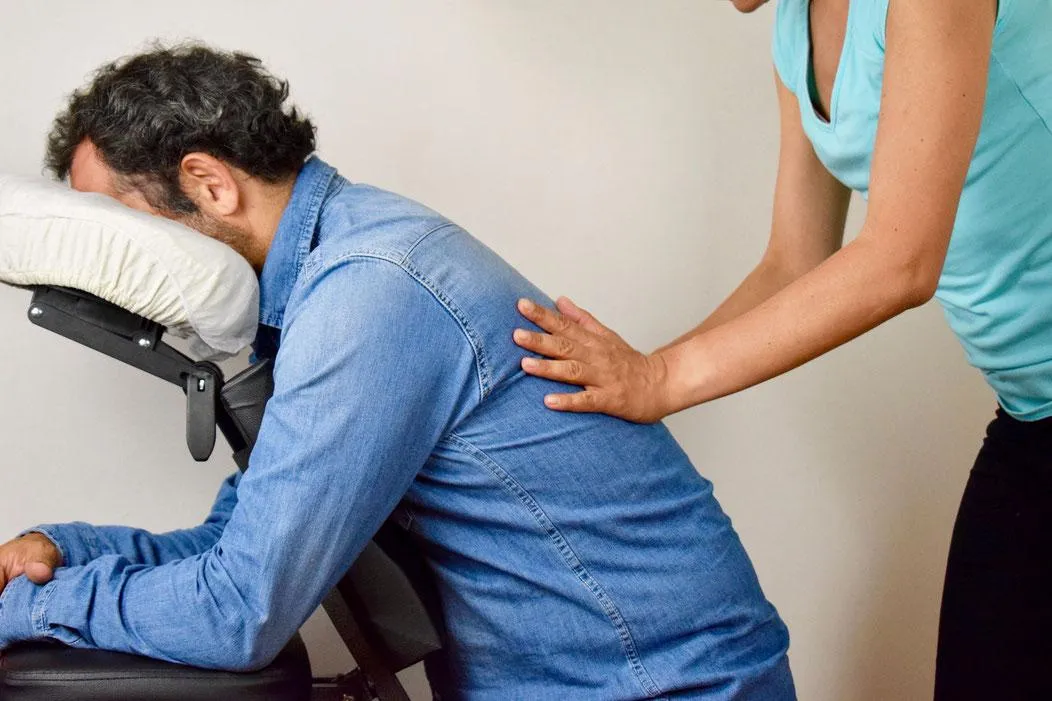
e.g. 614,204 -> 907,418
0,175 -> 259,359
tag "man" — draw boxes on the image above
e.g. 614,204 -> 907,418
0,45 -> 793,699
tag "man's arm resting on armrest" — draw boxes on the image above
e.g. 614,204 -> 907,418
0,257 -> 478,669
19,472 -> 241,568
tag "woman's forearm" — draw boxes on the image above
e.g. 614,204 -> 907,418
657,255 -> 804,353
511,229 -> 940,422
659,235 -> 935,412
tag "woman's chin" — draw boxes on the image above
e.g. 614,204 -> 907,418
731,0 -> 770,13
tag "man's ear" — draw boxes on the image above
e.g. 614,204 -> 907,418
179,153 -> 241,217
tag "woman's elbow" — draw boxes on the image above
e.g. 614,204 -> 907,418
889,255 -> 942,310
856,219 -> 948,311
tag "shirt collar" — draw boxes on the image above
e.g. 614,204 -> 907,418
257,156 -> 338,330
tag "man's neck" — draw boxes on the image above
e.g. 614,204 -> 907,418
240,178 -> 297,271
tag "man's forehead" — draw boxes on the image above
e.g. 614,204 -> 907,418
68,140 -> 119,196
68,140 -> 160,214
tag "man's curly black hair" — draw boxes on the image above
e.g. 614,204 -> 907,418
45,42 -> 316,214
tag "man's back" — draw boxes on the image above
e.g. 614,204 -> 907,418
304,163 -> 792,699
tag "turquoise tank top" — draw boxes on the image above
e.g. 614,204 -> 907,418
772,0 -> 1052,420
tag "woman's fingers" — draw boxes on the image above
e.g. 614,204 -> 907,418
514,296 -> 671,422
516,299 -> 589,340
517,296 -> 618,344
554,296 -> 587,323
555,297 -> 613,339
521,357 -> 593,386
543,390 -> 603,413
513,329 -> 579,359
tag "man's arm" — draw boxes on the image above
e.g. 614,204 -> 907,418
0,256 -> 478,669
20,473 -> 240,569
0,475 -> 239,596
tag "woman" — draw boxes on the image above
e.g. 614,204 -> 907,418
513,0 -> 1052,697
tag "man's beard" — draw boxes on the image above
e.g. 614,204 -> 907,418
182,212 -> 259,269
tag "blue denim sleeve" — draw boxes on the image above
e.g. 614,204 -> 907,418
0,257 -> 478,669
19,473 -> 241,567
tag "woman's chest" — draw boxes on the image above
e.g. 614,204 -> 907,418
797,0 -> 887,194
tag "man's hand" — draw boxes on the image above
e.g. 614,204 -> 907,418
0,533 -> 61,593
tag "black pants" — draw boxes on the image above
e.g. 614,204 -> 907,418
935,409 -> 1052,700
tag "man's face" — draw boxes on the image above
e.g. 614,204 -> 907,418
68,140 -> 256,263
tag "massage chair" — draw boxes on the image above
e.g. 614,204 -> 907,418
0,175 -> 447,701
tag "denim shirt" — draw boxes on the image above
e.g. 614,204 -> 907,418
0,158 -> 792,700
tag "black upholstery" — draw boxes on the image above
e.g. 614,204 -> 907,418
0,634 -> 312,701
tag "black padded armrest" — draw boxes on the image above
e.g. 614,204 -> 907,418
0,634 -> 311,701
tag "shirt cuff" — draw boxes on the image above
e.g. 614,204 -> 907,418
18,523 -> 99,568
0,576 -> 55,648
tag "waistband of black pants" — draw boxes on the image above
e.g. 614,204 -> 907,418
983,407 -> 1052,462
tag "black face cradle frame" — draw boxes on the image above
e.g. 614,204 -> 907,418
6,285 -> 447,701
27,286 -> 232,463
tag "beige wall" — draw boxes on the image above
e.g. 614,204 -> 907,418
0,1 -> 995,699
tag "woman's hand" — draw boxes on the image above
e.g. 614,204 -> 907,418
513,297 -> 673,423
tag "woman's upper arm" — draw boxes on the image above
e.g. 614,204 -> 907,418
860,0 -> 996,296
765,71 -> 851,278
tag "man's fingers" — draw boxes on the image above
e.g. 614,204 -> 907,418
520,357 -> 593,386
512,329 -> 580,360
24,561 -> 55,585
543,390 -> 602,414
554,297 -> 613,339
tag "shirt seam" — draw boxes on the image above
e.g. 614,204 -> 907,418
297,251 -> 490,402
398,260 -> 493,401
443,432 -> 665,699
991,52 -> 1052,139
291,165 -> 337,282
400,222 -> 456,264
32,579 -> 60,636
396,223 -> 492,397
994,0 -> 1016,36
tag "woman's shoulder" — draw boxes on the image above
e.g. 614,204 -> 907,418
850,0 -> 1031,54
771,0 -> 807,92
